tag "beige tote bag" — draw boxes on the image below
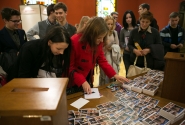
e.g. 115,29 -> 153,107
127,56 -> 151,77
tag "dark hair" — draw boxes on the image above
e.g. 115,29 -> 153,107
53,2 -> 67,12
139,3 -> 150,10
47,4 -> 55,16
169,12 -> 179,18
111,11 -> 118,16
1,8 -> 20,20
139,11 -> 153,22
42,26 -> 71,76
79,17 -> 108,50
122,10 -> 137,30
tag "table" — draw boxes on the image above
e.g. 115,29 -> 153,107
162,52 -> 185,103
67,82 -> 185,125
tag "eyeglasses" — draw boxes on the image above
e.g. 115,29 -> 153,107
9,20 -> 22,23
113,16 -> 118,19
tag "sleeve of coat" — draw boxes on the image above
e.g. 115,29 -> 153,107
151,18 -> 159,31
180,28 -> 185,44
26,23 -> 39,41
128,29 -> 137,53
97,44 -> 116,78
18,45 -> 33,77
119,28 -> 125,49
160,28 -> 171,49
69,37 -> 86,87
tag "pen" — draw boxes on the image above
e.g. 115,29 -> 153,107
84,91 -> 95,94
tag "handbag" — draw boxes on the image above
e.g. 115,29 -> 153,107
67,70 -> 84,95
127,56 -> 151,77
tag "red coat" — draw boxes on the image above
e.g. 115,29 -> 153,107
69,34 -> 116,87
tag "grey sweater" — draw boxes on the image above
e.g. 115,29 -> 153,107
120,28 -> 132,54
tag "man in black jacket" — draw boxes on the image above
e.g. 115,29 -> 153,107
137,3 -> 159,31
0,8 -> 27,81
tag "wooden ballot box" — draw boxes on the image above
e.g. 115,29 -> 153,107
0,78 -> 68,125
161,52 -> 185,103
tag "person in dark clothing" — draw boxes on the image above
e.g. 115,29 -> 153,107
0,8 -> 27,81
0,7 -> 27,54
137,3 -> 159,30
160,12 -> 185,55
16,26 -> 71,78
120,10 -> 138,75
128,11 -> 164,70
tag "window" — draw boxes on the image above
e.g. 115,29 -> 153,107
96,0 -> 116,17
22,0 -> 57,5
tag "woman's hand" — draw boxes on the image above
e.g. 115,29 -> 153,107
141,48 -> 150,56
114,74 -> 129,83
177,43 -> 183,49
82,81 -> 92,94
125,46 -> 130,51
133,49 -> 142,56
170,44 -> 177,49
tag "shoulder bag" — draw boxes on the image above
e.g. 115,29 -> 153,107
127,56 -> 151,77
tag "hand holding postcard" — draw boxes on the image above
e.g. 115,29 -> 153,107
84,88 -> 100,99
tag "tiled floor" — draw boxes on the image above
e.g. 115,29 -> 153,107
93,57 -> 126,87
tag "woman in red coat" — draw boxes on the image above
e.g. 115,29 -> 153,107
69,17 -> 129,94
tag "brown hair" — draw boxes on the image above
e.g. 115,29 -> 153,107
169,12 -> 179,18
53,2 -> 67,12
139,11 -> 153,22
79,16 -> 108,49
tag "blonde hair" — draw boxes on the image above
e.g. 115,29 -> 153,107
104,15 -> 116,35
77,16 -> 90,32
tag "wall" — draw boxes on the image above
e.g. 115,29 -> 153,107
138,0 -> 184,30
116,0 -> 138,26
0,1 -> 21,28
0,0 -> 183,30
57,0 -> 96,26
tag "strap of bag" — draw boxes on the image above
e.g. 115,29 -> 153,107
134,56 -> 147,68
133,57 -> 138,66
144,56 -> 147,69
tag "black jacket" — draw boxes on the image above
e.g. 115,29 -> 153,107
16,39 -> 45,78
0,27 -> 27,53
0,27 -> 27,81
128,27 -> 163,70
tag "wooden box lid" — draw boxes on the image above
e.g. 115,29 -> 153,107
164,52 -> 185,61
0,78 -> 68,116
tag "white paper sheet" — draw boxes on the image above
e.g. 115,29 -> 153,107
37,69 -> 56,78
84,88 -> 100,99
70,98 -> 89,109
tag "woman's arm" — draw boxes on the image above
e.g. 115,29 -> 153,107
69,41 -> 87,87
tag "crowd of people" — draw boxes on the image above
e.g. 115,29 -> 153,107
0,2 -> 184,94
